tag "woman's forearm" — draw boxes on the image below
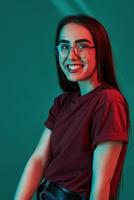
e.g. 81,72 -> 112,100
89,182 -> 110,200
14,156 -> 45,200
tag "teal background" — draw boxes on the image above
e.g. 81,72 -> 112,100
0,0 -> 133,199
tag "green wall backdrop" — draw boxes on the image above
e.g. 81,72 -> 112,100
0,0 -> 133,199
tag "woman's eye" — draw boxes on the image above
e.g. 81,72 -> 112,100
78,43 -> 89,49
61,44 -> 69,50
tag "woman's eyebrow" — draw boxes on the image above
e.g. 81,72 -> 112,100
59,40 -> 70,43
59,39 -> 92,44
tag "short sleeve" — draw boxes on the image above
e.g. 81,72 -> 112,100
44,93 -> 68,131
91,95 -> 129,150
44,96 -> 61,131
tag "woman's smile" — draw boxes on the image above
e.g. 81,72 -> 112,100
66,64 -> 84,73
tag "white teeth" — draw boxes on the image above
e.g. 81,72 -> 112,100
68,65 -> 83,70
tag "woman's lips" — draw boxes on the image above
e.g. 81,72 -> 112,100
66,64 -> 84,73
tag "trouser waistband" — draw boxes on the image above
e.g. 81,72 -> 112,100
37,179 -> 88,200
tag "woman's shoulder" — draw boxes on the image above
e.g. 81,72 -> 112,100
98,85 -> 127,104
54,91 -> 75,106
56,91 -> 74,100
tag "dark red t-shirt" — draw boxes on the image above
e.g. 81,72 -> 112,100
44,85 -> 128,199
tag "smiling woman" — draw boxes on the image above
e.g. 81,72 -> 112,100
57,23 -> 99,87
14,14 -> 130,200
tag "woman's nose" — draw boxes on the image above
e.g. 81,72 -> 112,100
68,48 -> 78,60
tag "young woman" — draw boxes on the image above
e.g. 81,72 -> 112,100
14,14 -> 130,200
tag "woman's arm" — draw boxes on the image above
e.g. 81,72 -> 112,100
89,141 -> 123,200
14,127 -> 52,200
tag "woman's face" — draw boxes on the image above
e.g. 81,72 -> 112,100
58,23 -> 97,82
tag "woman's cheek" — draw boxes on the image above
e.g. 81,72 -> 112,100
59,60 -> 65,71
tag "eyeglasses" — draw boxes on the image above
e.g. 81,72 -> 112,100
56,42 -> 96,58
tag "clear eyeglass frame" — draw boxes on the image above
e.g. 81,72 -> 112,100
55,43 -> 96,58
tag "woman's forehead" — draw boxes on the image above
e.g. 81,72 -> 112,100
59,23 -> 94,44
